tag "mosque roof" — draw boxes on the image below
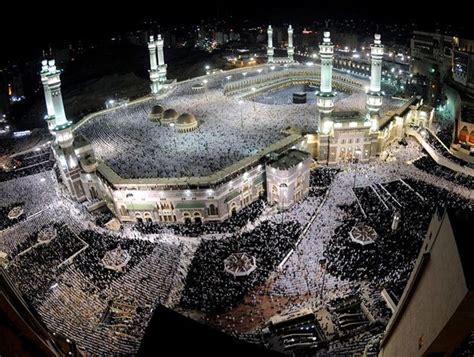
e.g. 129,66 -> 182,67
162,108 -> 179,119
176,113 -> 197,126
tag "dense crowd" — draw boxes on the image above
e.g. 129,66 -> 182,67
0,171 -> 58,231
76,66 -> 406,179
0,146 -> 55,182
7,224 -> 85,305
413,155 -> 474,189
413,126 -> 474,169
180,220 -> 302,313
324,178 -> 473,295
5,216 -> 189,355
1,65 -> 473,356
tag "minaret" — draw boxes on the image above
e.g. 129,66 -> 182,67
156,34 -> 167,83
367,33 -> 384,128
287,25 -> 294,62
267,25 -> 274,63
46,60 -> 73,149
40,60 -> 56,133
148,35 -> 160,94
317,31 -> 336,133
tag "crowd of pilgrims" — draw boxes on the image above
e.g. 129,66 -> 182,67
323,177 -> 474,298
414,125 -> 474,169
413,154 -> 474,189
0,171 -> 58,231
180,220 -> 302,313
7,223 -> 85,306
76,67 -> 403,180
72,230 -> 156,290
4,215 -> 187,355
0,146 -> 55,182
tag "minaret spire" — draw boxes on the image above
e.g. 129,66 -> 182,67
317,31 -> 336,132
267,25 -> 274,64
156,34 -> 167,84
287,25 -> 294,62
148,35 -> 160,94
367,33 -> 384,129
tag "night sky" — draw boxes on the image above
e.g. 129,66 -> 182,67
0,0 -> 470,64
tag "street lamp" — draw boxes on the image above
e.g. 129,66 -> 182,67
205,65 -> 210,74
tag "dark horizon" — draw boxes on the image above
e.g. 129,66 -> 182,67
1,0 -> 472,65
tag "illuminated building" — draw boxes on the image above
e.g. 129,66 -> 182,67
41,31 -> 426,223
287,25 -> 294,63
267,25 -> 274,64
366,34 -> 384,125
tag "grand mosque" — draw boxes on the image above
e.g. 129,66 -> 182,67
41,27 -> 432,224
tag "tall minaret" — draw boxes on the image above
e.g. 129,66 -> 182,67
287,25 -> 294,62
367,34 -> 384,124
156,34 -> 167,83
46,60 -> 73,148
317,31 -> 336,132
40,60 -> 56,133
148,35 -> 160,94
267,25 -> 274,63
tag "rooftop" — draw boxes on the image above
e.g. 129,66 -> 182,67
448,207 -> 474,291
269,149 -> 310,170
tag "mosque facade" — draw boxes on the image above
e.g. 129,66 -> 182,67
42,30 -> 430,224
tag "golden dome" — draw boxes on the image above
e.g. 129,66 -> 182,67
151,105 -> 164,114
162,108 -> 179,120
177,113 -> 197,125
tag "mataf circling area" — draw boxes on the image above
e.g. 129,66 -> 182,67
75,65 -> 404,179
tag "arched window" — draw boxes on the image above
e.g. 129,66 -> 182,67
144,212 -> 152,223
469,131 -> 474,144
208,204 -> 218,216
459,126 -> 469,142
90,186 -> 98,199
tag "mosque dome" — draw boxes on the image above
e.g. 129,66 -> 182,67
151,105 -> 164,114
176,113 -> 198,132
177,113 -> 196,125
162,108 -> 179,123
149,105 -> 165,122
